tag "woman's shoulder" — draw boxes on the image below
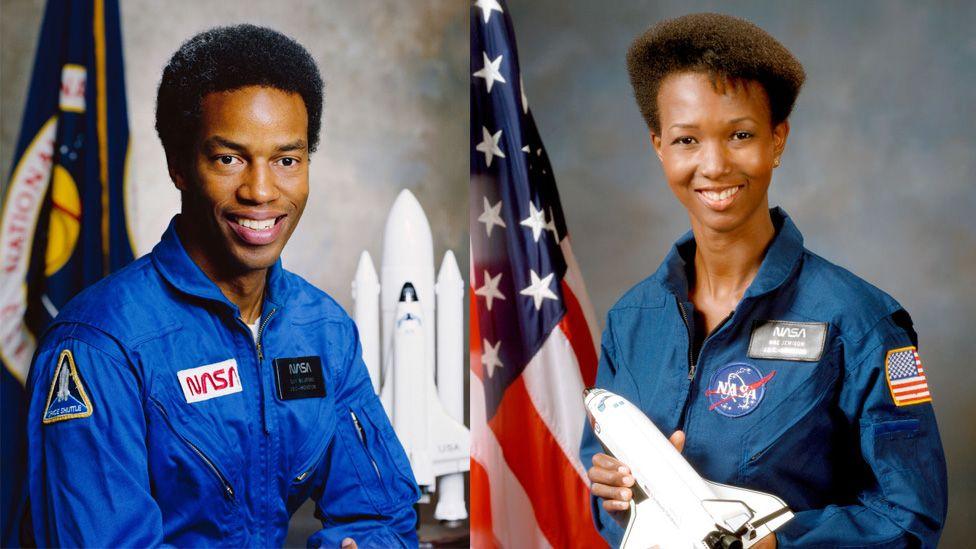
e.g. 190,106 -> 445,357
792,249 -> 908,343
608,272 -> 671,313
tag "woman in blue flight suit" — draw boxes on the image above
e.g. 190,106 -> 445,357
581,13 -> 947,548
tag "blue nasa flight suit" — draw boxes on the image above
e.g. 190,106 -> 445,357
581,208 -> 947,548
25,219 -> 419,548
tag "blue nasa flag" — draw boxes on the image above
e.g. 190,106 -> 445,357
0,0 -> 133,543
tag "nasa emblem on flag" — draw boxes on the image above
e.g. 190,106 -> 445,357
42,349 -> 93,424
885,346 -> 932,406
705,363 -> 776,418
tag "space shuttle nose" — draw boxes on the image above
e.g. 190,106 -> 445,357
399,282 -> 418,303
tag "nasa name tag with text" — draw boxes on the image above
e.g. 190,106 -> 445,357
178,359 -> 243,403
273,356 -> 326,400
748,320 -> 827,362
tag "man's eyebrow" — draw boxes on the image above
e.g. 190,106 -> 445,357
275,140 -> 307,152
202,137 -> 308,153
203,136 -> 248,152
669,123 -> 698,130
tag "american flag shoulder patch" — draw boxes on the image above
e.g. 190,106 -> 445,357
885,346 -> 932,406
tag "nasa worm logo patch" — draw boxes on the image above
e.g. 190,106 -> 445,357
705,363 -> 776,418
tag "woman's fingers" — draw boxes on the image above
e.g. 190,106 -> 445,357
589,452 -> 635,513
590,480 -> 633,502
602,494 -> 631,512
669,430 -> 686,453
587,453 -> 634,488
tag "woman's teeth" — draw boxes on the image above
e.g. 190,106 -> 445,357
701,186 -> 741,201
236,217 -> 276,231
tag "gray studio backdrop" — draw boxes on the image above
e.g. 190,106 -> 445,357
0,0 -> 467,544
507,0 -> 975,546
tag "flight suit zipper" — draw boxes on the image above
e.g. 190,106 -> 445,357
242,307 -> 277,435
676,298 -> 734,431
292,437 -> 333,483
677,300 -> 734,380
350,410 -> 384,482
677,302 -> 696,380
255,308 -> 276,363
150,399 -> 236,501
252,306 -> 277,546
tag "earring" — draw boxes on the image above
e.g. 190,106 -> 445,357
773,157 -> 781,168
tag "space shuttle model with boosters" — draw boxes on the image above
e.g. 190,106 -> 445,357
351,189 -> 469,522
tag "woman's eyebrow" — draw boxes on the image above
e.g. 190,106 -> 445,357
728,116 -> 758,125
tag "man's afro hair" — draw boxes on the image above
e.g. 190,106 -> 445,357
155,24 -> 324,167
627,13 -> 805,134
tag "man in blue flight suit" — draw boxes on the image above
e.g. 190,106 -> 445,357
25,25 -> 419,547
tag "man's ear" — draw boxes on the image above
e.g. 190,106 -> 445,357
168,162 -> 188,192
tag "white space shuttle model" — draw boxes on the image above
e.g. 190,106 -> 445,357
351,189 -> 469,522
583,388 -> 794,549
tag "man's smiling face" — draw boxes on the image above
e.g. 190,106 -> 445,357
173,85 -> 310,277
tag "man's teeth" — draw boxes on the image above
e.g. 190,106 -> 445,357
236,218 -> 276,231
701,186 -> 741,201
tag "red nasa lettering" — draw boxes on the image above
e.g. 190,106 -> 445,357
184,366 -> 238,395
177,360 -> 242,403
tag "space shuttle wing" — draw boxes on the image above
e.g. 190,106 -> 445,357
702,480 -> 794,548
622,497 -> 690,549
428,394 -> 470,477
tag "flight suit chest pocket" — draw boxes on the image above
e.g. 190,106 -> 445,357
863,417 -> 941,514
865,418 -> 920,475
146,397 -> 243,544
326,394 -> 418,517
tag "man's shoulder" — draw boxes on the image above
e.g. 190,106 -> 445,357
54,254 -> 175,343
278,268 -> 352,326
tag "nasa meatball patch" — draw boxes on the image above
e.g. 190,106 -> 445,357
42,350 -> 93,424
705,363 -> 776,418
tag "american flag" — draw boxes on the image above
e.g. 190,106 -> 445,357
885,346 -> 931,406
469,1 -> 607,546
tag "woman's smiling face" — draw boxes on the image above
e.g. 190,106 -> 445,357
651,71 -> 789,236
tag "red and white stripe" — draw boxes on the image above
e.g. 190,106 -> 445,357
891,350 -> 931,404
470,235 -> 607,548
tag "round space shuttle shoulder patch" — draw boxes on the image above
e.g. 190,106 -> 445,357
42,349 -> 93,424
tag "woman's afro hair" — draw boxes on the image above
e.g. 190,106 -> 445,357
155,24 -> 324,168
626,13 -> 805,133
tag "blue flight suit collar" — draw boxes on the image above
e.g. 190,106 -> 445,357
150,215 -> 288,316
657,207 -> 804,301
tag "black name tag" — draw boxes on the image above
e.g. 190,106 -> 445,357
272,356 -> 326,400
748,321 -> 828,362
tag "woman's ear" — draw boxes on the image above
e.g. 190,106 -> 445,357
772,120 -> 790,160
651,130 -> 664,163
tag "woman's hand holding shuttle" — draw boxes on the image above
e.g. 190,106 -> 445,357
587,431 -> 686,520
586,430 -> 776,548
